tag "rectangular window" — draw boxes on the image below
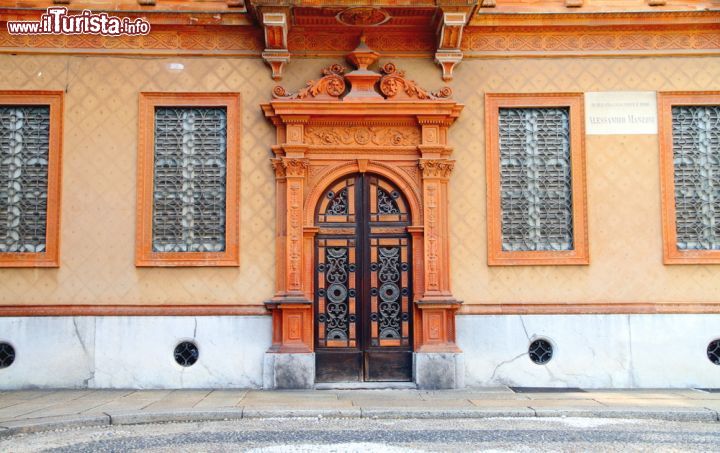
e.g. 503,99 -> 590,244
485,93 -> 588,265
659,92 -> 720,264
136,93 -> 240,266
0,92 -> 62,267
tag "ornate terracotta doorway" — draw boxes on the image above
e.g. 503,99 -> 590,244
262,38 -> 465,389
315,174 -> 413,382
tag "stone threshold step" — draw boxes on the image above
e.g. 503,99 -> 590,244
315,382 -> 418,390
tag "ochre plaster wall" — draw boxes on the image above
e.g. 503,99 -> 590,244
0,54 -> 719,306
447,57 -> 720,305
0,55 -> 331,306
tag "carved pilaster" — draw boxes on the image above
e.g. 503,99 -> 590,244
267,156 -> 312,353
416,158 -> 460,353
278,158 -> 308,296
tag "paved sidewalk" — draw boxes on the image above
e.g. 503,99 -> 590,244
1,387 -> 719,437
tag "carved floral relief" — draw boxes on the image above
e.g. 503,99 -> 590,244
304,126 -> 421,146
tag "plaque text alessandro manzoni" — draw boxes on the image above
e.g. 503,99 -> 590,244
585,92 -> 658,135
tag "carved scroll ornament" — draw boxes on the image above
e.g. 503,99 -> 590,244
379,64 -> 452,100
273,64 -> 347,100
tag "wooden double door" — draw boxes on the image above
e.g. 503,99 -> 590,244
314,174 -> 413,382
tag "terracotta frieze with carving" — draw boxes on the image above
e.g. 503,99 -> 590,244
304,126 -> 420,147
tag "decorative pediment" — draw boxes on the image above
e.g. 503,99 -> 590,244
272,37 -> 452,102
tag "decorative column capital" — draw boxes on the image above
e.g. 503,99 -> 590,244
270,158 -> 286,178
419,159 -> 455,179
283,158 -> 309,177
271,158 -> 309,178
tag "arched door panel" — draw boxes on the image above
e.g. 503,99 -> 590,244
315,174 -> 413,382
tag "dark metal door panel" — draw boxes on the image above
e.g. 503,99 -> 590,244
315,174 -> 412,383
316,351 -> 362,382
365,351 -> 413,382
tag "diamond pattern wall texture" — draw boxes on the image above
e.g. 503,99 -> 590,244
0,55 -> 719,305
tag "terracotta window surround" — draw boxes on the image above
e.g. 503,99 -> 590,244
0,91 -> 63,268
136,92 -> 240,267
659,91 -> 720,265
485,93 -> 589,266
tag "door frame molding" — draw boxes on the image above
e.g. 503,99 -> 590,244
261,40 -> 464,362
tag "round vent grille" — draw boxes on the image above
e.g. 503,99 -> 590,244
529,339 -> 553,365
707,339 -> 720,365
174,341 -> 199,367
0,343 -> 16,369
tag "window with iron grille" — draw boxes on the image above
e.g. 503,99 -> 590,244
659,93 -> 720,264
485,94 -> 588,266
499,107 -> 574,252
136,93 -> 240,267
0,92 -> 62,267
671,106 -> 720,251
152,107 -> 227,253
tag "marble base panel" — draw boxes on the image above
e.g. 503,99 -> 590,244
2,314 -> 719,389
0,316 -> 271,389
457,314 -> 720,388
263,353 -> 315,389
414,352 -> 465,389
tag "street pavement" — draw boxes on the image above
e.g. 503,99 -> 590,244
0,388 -> 719,451
2,416 -> 720,452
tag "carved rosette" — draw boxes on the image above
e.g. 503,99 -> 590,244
379,63 -> 452,100
337,7 -> 390,26
419,159 -> 455,179
273,64 -> 347,100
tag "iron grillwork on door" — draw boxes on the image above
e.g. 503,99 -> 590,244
316,239 -> 358,348
315,174 -> 412,382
